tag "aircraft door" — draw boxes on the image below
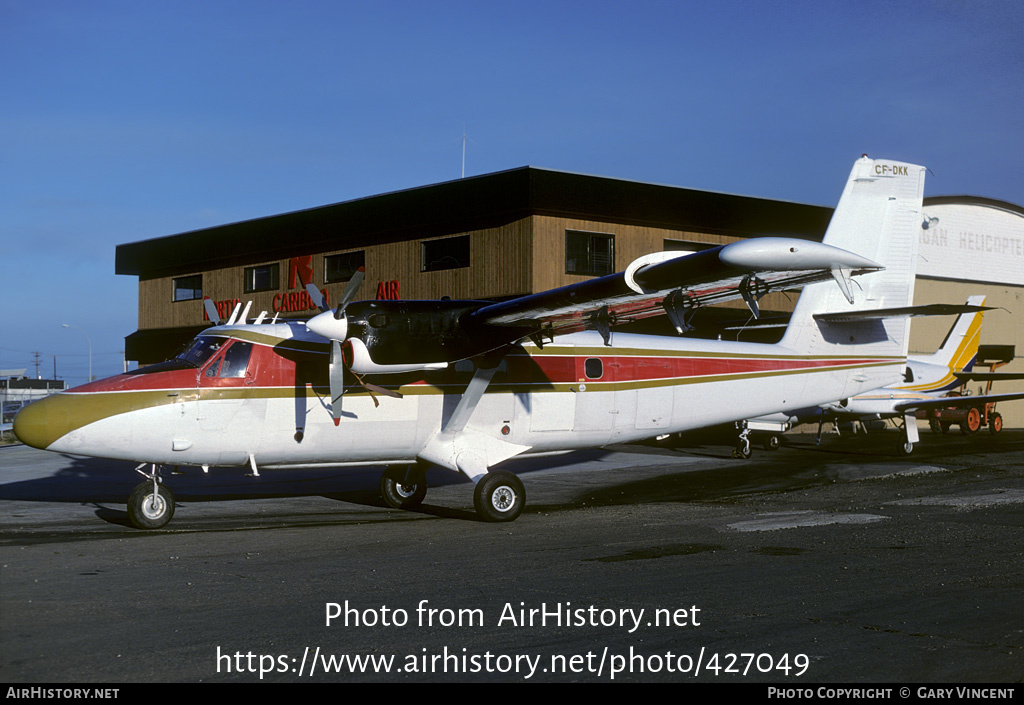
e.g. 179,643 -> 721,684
196,340 -> 266,445
573,355 -> 616,435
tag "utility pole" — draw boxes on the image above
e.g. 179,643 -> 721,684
31,351 -> 42,379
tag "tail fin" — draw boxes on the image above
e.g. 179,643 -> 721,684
781,156 -> 926,367
915,295 -> 986,371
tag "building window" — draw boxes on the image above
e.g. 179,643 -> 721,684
566,230 -> 614,276
244,263 -> 280,293
172,275 -> 203,301
422,235 -> 470,272
324,251 -> 365,283
663,239 -> 716,254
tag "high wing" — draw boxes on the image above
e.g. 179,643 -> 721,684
468,237 -> 881,343
305,236 -> 883,368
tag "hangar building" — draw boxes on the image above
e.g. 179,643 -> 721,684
115,167 -> 1024,426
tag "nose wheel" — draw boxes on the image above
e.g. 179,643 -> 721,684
127,478 -> 175,530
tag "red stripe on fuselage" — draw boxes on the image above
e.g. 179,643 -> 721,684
69,341 -> 895,396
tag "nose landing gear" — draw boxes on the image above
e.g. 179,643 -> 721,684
127,464 -> 175,530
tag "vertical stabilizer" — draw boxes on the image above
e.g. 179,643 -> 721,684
781,156 -> 926,359
915,295 -> 986,372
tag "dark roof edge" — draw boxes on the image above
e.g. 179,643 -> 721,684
115,166 -> 835,278
924,195 -> 1024,217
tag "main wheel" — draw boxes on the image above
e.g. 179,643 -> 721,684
473,471 -> 524,522
380,465 -> 428,510
762,434 -> 781,451
127,481 -> 175,530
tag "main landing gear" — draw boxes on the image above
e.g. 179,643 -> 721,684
127,464 -> 175,530
473,471 -> 525,522
379,464 -> 428,510
379,464 -> 526,522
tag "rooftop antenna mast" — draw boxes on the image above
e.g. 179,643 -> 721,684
461,126 -> 467,178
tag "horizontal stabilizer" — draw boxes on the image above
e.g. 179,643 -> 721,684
953,371 -> 1024,382
895,391 -> 1024,412
814,303 -> 992,323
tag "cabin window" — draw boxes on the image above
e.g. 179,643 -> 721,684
422,235 -> 470,272
172,274 -> 203,301
584,358 -> 603,379
244,263 -> 280,293
324,251 -> 365,283
566,230 -> 614,276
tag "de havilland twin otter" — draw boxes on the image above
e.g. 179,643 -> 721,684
18,156 -> 942,529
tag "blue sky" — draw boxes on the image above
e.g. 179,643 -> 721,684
2,0 -> 1022,386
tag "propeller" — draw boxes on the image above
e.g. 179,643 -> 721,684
306,268 -> 366,424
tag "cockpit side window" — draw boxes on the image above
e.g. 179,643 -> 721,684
218,341 -> 253,378
204,340 -> 254,378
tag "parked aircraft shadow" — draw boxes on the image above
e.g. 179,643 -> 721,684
554,430 -> 1024,512
0,447 -> 612,513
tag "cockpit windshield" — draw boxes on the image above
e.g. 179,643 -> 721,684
177,336 -> 229,368
126,336 -> 230,376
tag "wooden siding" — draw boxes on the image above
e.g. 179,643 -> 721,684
531,215 -> 793,314
137,219 -> 533,330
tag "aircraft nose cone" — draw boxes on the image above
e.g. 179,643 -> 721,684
12,395 -> 67,450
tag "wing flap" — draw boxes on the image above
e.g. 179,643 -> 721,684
471,238 -> 881,333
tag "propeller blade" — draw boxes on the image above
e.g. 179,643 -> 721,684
334,267 -> 365,318
306,282 -> 328,313
203,297 -> 220,325
329,340 -> 345,425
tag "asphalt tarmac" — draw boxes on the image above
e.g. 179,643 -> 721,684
2,428 -> 1023,683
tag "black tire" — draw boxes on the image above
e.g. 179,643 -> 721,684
473,471 -> 524,522
900,442 -> 914,455
762,434 -> 780,451
127,481 -> 175,530
961,407 -> 982,435
989,412 -> 1002,434
380,465 -> 427,510
731,446 -> 752,459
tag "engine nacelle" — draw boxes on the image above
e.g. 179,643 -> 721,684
344,338 -> 448,375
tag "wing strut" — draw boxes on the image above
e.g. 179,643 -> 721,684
418,350 -> 530,482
